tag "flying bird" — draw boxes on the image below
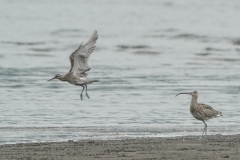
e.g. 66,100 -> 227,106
176,90 -> 222,140
48,30 -> 99,100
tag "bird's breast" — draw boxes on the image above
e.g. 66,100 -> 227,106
190,106 -> 205,121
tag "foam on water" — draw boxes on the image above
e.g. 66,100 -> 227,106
0,125 -> 239,144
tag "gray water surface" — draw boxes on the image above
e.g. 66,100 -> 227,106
1,0 -> 240,144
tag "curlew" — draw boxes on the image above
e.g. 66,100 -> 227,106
48,30 -> 99,100
176,90 -> 222,140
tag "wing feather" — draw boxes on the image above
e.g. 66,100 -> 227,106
69,31 -> 98,76
197,103 -> 222,118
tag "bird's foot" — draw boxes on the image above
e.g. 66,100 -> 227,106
200,136 -> 208,142
80,94 -> 83,100
86,93 -> 90,99
199,135 -> 208,141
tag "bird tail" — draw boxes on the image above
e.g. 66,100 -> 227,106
89,80 -> 99,83
216,111 -> 222,117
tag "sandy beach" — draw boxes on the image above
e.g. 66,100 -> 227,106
0,135 -> 239,160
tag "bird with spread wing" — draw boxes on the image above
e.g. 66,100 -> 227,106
48,30 -> 99,100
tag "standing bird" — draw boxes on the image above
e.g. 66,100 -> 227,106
175,90 -> 222,140
48,30 -> 99,100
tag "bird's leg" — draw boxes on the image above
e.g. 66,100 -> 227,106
84,84 -> 90,99
199,128 -> 204,140
80,85 -> 85,100
199,121 -> 207,140
204,121 -> 207,136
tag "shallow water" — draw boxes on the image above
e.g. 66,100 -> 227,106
1,0 -> 240,144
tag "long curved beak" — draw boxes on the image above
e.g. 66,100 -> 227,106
48,77 -> 56,82
175,92 -> 192,97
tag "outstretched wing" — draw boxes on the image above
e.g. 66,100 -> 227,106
69,30 -> 98,77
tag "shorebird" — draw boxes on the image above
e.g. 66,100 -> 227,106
48,30 -> 99,100
176,90 -> 222,140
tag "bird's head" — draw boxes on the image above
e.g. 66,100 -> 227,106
48,74 -> 63,82
175,90 -> 198,98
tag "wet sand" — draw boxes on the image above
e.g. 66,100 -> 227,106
0,135 -> 240,160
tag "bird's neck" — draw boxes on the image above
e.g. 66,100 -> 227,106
59,75 -> 67,81
190,96 -> 198,108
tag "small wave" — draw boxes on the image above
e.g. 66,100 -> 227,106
195,53 -> 211,56
133,51 -> 160,55
24,53 -> 54,57
1,41 -> 45,46
28,48 -> 55,52
232,39 -> 240,45
50,29 -> 83,37
117,45 -> 150,50
172,33 -> 208,40
205,47 -> 230,52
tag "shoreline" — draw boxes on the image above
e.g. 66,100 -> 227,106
0,135 -> 239,160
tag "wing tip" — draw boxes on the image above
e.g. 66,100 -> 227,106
93,30 -> 97,34
92,30 -> 98,39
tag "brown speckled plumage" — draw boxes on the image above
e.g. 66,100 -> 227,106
176,90 -> 222,140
